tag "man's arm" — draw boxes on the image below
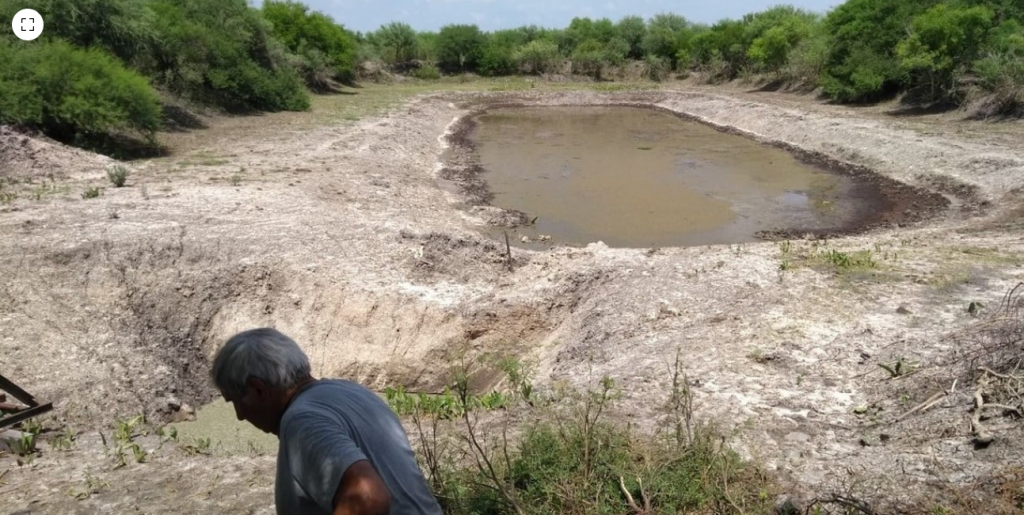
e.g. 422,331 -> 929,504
331,460 -> 391,515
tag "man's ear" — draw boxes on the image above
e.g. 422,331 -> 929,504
246,377 -> 268,398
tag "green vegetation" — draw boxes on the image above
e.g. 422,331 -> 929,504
1,0 -> 1020,155
107,165 -> 129,187
385,355 -> 776,515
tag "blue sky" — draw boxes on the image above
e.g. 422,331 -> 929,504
293,0 -> 843,34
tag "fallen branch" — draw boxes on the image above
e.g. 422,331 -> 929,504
894,391 -> 946,423
972,383 -> 994,445
619,476 -> 651,514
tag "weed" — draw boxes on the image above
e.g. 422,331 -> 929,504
879,357 -> 918,378
389,353 -> 776,515
107,165 -> 129,187
82,187 -> 102,199
228,175 -> 242,186
50,426 -> 76,451
180,436 -> 212,456
103,414 -> 149,468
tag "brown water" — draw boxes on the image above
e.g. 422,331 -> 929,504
470,106 -> 880,248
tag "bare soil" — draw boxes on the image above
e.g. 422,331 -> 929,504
2,83 -> 1023,513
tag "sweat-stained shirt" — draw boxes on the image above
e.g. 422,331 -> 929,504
275,379 -> 443,515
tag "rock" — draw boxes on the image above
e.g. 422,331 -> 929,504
775,495 -> 802,515
896,305 -> 912,315
0,430 -> 30,454
520,235 -> 531,243
171,403 -> 197,423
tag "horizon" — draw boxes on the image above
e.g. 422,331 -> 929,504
274,0 -> 843,33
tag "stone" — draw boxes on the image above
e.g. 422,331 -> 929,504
896,305 -> 912,315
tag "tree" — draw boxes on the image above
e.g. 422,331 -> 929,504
819,0 -> 939,102
642,13 -> 688,63
436,24 -> 486,73
376,21 -> 418,63
616,15 -> 647,59
262,0 -> 358,85
897,4 -> 994,102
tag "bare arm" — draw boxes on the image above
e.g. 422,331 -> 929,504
331,460 -> 392,515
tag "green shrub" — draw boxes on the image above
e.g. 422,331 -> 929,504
107,165 -> 129,187
436,24 -> 486,74
390,358 -> 776,515
0,39 -> 161,142
819,0 -> 938,102
262,0 -> 359,86
897,4 -> 994,103
643,54 -> 671,81
513,40 -> 560,74
25,0 -> 157,64
615,15 -> 647,60
145,0 -> 309,112
411,64 -> 441,80
82,187 -> 102,199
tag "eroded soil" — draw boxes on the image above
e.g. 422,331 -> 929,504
2,84 -> 1023,513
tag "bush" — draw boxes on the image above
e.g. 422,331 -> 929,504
897,4 -> 994,103
24,0 -> 157,65
411,63 -> 441,80
0,39 -> 161,142
478,41 -> 518,77
819,0 -> 937,102
514,40 -> 560,75
643,54 -> 671,81
436,24 -> 486,74
145,0 -> 309,112
262,0 -> 359,86
107,165 -> 130,187
388,357 -> 776,515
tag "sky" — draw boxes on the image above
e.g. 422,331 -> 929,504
292,0 -> 843,34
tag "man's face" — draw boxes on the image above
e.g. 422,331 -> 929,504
223,381 -> 279,435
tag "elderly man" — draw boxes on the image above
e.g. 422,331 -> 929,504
211,327 -> 443,515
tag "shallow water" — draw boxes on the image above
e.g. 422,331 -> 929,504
470,106 -> 880,248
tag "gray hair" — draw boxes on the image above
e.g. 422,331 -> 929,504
211,328 -> 312,397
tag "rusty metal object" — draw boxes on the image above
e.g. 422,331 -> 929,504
0,374 -> 53,430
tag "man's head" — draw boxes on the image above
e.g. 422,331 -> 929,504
211,328 -> 313,435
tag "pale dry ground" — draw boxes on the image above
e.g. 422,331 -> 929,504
1,81 -> 1023,513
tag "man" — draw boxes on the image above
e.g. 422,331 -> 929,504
211,327 -> 444,515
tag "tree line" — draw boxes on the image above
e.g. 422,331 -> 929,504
1,0 -> 1021,150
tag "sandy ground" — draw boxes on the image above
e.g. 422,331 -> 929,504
1,84 -> 1023,513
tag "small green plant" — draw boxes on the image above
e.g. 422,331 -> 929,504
879,357 -> 918,378
102,414 -> 149,468
82,187 -> 102,199
50,426 -> 76,451
228,175 -> 242,186
106,165 -> 129,187
180,436 -> 212,456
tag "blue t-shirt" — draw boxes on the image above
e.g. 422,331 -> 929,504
275,379 -> 443,515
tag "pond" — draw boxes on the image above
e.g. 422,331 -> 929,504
468,106 -> 888,248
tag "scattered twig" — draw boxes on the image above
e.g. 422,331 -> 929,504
894,391 -> 946,423
503,231 -> 513,272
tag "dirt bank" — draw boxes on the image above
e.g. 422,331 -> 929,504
2,86 -> 1023,512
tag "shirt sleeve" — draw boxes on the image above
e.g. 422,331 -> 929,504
281,411 -> 369,513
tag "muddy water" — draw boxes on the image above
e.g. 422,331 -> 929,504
171,400 -> 277,455
470,106 -> 883,248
